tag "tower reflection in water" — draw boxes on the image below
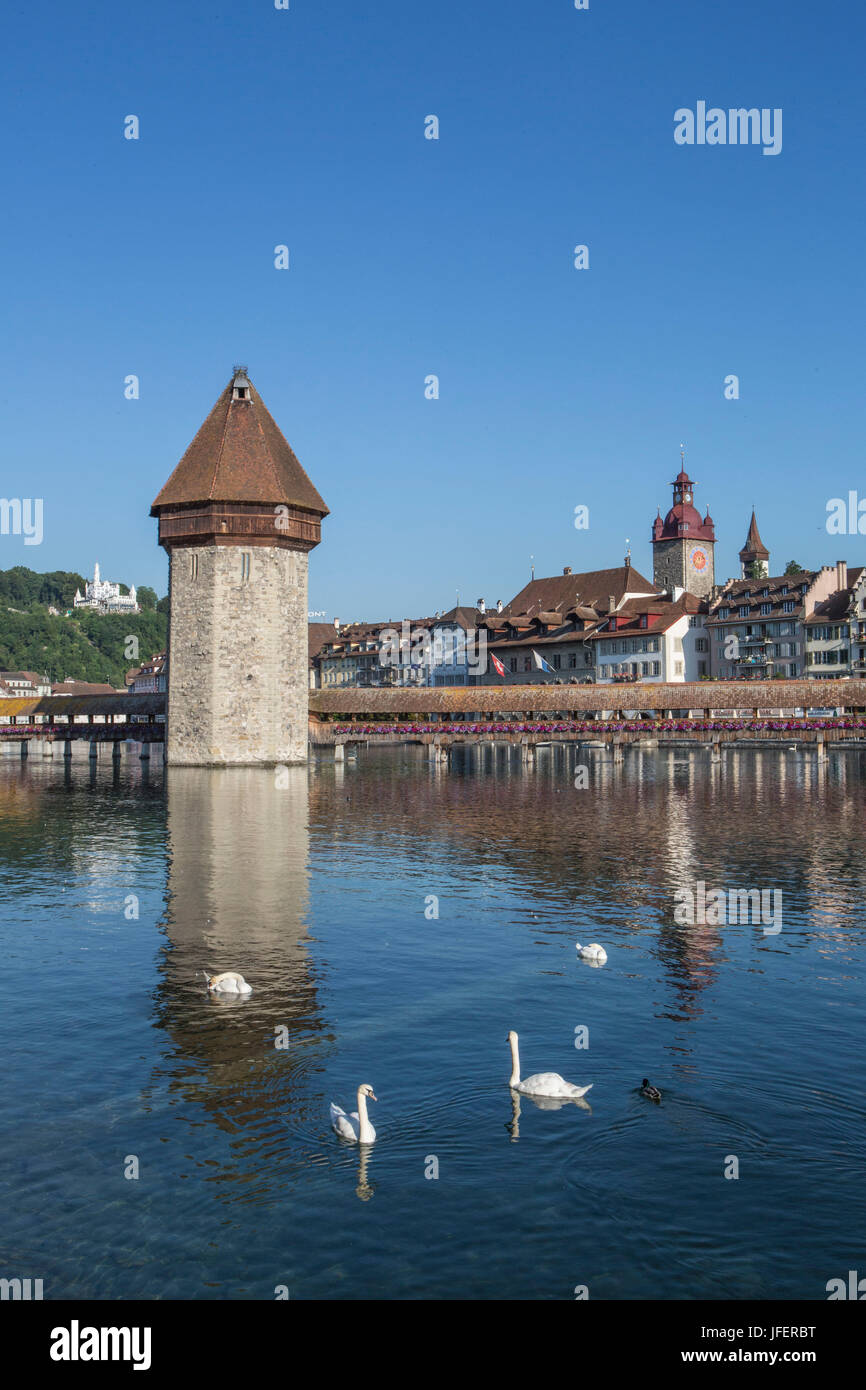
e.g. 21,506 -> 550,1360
152,766 -> 333,1165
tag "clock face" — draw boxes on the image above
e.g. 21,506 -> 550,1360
684,491 -> 692,503
689,545 -> 708,573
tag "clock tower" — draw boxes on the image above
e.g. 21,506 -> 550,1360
651,457 -> 716,598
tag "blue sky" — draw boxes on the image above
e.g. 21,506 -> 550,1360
2,0 -> 864,619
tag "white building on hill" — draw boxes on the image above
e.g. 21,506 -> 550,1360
73,562 -> 139,614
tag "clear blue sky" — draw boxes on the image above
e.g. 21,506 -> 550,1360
2,0 -> 864,620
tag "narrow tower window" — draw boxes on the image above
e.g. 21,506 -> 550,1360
241,552 -> 251,582
190,553 -> 198,580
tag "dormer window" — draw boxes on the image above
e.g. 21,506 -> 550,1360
231,365 -> 251,401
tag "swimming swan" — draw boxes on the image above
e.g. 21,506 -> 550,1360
507,1031 -> 592,1099
576,942 -> 607,962
330,1084 -> 377,1144
203,971 -> 253,995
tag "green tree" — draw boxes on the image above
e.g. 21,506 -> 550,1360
0,591 -> 167,687
137,585 -> 158,611
0,566 -> 85,607
784,560 -> 805,576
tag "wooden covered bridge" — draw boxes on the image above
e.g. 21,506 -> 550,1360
2,681 -> 865,761
309,680 -> 866,758
0,693 -> 165,759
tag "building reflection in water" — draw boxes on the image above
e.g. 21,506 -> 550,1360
312,742 -> 866,1032
151,766 -> 331,1147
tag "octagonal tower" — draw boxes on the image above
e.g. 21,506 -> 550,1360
151,368 -> 328,765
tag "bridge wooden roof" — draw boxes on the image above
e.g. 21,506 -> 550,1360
310,679 -> 866,715
0,693 -> 165,717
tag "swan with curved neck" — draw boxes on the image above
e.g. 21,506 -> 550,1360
507,1031 -> 592,1099
202,971 -> 252,995
330,1084 -> 377,1144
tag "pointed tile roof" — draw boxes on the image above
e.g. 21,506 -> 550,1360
502,564 -> 656,619
739,509 -> 769,560
151,370 -> 328,516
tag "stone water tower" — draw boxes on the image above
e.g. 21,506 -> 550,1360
151,368 -> 328,765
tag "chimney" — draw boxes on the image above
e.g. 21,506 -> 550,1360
836,560 -> 848,592
608,594 -> 616,613
477,597 -> 486,613
333,617 -> 340,631
563,566 -> 572,576
496,599 -> 503,613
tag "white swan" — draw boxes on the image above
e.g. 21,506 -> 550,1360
330,1084 -> 377,1144
576,942 -> 607,963
203,971 -> 252,995
507,1031 -> 592,1099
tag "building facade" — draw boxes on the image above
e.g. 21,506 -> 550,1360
317,621 -> 388,687
804,563 -> 866,678
478,563 -> 677,684
126,651 -> 167,694
707,568 -> 840,680
0,670 -> 51,697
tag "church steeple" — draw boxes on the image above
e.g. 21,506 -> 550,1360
739,509 -> 770,578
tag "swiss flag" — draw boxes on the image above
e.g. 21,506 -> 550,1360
490,652 -> 506,678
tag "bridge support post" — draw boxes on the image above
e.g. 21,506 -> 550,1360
140,742 -> 150,761
612,736 -> 624,763
711,739 -> 721,764
89,741 -> 98,760
333,742 -> 344,762
63,740 -> 73,759
816,733 -> 827,762
112,742 -> 122,764
20,740 -> 28,759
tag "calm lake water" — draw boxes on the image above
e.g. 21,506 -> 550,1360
1,742 -> 864,1300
